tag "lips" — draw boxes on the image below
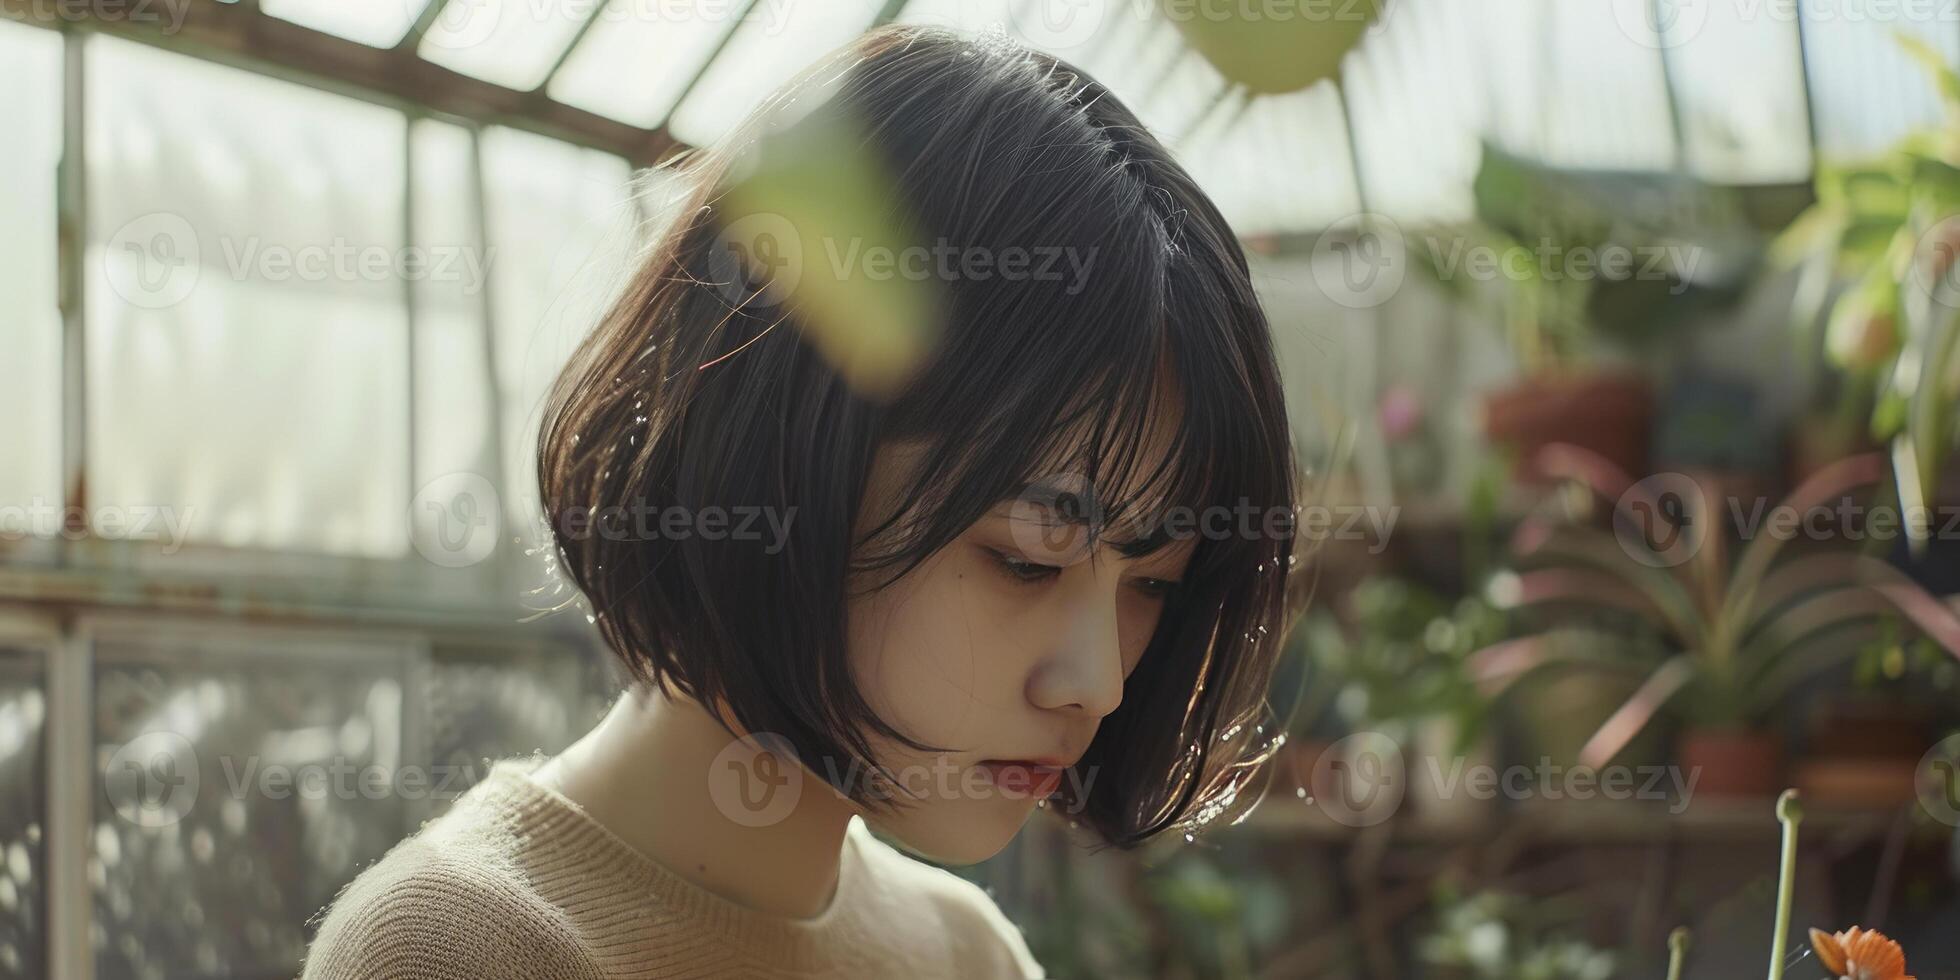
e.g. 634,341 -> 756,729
977,760 -> 1067,798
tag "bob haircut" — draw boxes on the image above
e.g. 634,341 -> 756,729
537,23 -> 1301,848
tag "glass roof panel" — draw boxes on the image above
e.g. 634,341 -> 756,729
547,0 -> 743,128
417,0 -> 594,91
666,0 -> 885,148
261,0 -> 427,48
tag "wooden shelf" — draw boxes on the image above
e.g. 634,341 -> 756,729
1235,793 -> 1910,844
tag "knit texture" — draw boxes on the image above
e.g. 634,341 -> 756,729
300,756 -> 1046,979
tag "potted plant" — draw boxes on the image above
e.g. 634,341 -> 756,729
1412,144 -> 1761,483
1476,445 -> 1960,799
1773,33 -> 1960,553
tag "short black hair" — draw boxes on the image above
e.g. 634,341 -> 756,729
537,23 -> 1301,847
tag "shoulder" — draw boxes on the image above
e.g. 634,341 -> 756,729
849,822 -> 1047,979
301,812 -> 597,980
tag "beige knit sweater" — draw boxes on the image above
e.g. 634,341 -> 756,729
300,757 -> 1046,979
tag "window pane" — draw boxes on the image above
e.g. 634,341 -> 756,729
418,639 -> 613,812
1667,0 -> 1811,181
85,38 -> 410,559
667,0 -> 884,147
92,629 -> 406,979
1801,0 -> 1955,161
1188,85 -> 1362,235
1344,0 -> 1484,224
417,0 -> 593,91
1537,0 -> 1678,170
548,0 -> 743,128
0,648 -> 47,980
0,24 -> 63,533
478,127 -> 641,536
411,120 -> 496,501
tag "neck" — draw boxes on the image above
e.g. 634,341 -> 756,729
532,683 -> 858,920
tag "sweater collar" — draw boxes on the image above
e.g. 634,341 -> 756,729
463,755 -> 880,972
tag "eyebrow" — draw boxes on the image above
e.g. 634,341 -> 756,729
991,481 -> 1184,560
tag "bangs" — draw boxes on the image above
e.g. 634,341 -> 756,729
853,313 -> 1255,591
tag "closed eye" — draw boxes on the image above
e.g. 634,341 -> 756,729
984,547 -> 1060,583
981,544 -> 1184,597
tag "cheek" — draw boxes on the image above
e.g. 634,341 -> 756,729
845,550 -> 1032,750
1116,592 -> 1168,675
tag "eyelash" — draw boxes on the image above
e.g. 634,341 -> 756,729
984,548 -> 1180,597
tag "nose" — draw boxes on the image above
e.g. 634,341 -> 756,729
1025,572 -> 1125,719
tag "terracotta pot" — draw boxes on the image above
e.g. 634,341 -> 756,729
1678,727 -> 1784,800
1481,371 -> 1653,482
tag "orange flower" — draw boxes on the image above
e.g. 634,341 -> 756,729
1808,927 -> 1914,980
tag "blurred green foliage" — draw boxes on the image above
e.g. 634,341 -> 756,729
1419,887 -> 1617,980
1304,577 -> 1507,752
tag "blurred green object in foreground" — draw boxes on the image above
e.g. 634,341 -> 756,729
716,90 -> 942,402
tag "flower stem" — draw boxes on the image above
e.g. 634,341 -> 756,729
1667,927 -> 1692,980
1768,790 -> 1804,980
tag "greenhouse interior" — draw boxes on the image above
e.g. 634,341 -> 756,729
4,0 -> 1960,977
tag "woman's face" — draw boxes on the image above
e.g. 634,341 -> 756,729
841,441 -> 1195,864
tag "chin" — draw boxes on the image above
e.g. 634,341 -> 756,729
869,797 -> 1039,866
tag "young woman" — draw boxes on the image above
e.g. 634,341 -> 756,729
304,22 -> 1299,980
